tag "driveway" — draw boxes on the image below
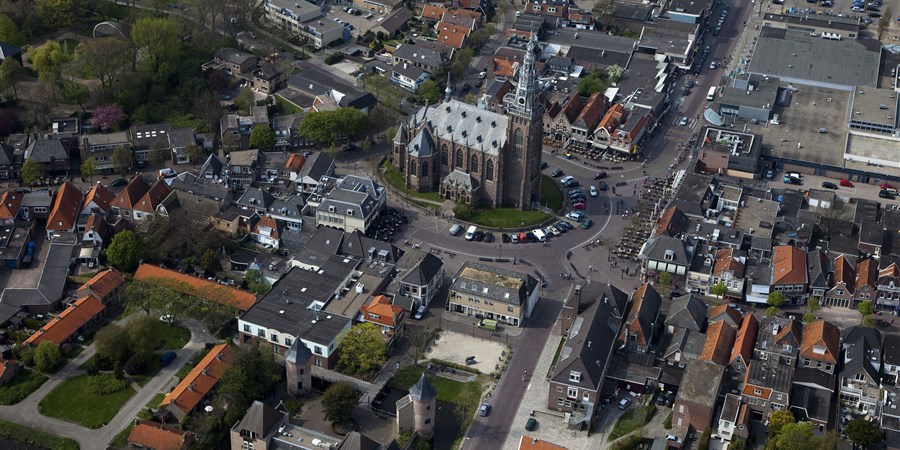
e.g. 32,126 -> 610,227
0,317 -> 218,450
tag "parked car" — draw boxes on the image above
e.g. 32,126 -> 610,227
502,233 -> 511,243
581,219 -> 593,229
159,168 -> 177,178
880,182 -> 895,190
525,417 -> 538,431
510,233 -> 519,243
568,188 -> 585,197
550,169 -> 564,177
572,202 -> 586,210
686,79 -> 695,88
880,190 -> 897,199
160,351 -> 177,367
840,179 -> 854,187
679,117 -> 689,126
822,181 -> 838,190
593,171 -> 607,179
484,232 -> 495,243
590,186 -> 598,197
618,398 -> 631,409
449,224 -> 463,236
547,226 -> 561,236
598,182 -> 608,191
110,178 -> 128,187
479,403 -> 491,416
566,211 -> 585,221
709,61 -> 717,69
473,230 -> 485,241
414,306 -> 426,319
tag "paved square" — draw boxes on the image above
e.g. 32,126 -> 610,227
426,330 -> 507,375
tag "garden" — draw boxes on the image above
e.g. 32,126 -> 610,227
39,374 -> 136,428
609,403 -> 657,441
0,368 -> 48,405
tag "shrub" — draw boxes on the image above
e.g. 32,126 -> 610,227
645,404 -> 657,422
611,434 -> 644,450
663,411 -> 673,429
87,375 -> 129,395
324,53 -> 344,65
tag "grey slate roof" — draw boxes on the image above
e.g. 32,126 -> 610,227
200,154 -> 225,179
747,361 -> 794,394
237,188 -> 276,210
663,328 -> 705,361
0,236 -> 75,308
840,332 -> 880,385
0,42 -> 21,60
408,374 -> 437,401
578,281 -> 630,319
285,338 -> 313,364
665,294 -> 707,332
444,170 -> 478,191
340,230 -> 401,263
299,151 -> 334,181
408,127 -> 436,157
642,235 -> 693,267
168,128 -> 195,148
792,367 -> 836,392
376,7 -> 413,35
806,249 -> 830,291
0,143 -> 13,166
412,100 -> 508,156
842,326 -> 881,351
451,261 -> 538,306
216,47 -> 257,65
790,384 -> 833,425
169,177 -> 230,202
401,252 -> 443,286
319,175 -> 384,219
393,43 -> 444,69
27,139 -> 68,163
234,400 -> 286,438
552,284 -> 621,391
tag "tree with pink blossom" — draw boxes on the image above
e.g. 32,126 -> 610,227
91,104 -> 127,131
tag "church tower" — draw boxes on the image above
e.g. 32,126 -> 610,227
502,33 -> 544,209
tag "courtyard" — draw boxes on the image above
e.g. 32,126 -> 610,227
425,330 -> 508,375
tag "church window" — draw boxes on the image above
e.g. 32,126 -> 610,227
513,129 -> 524,159
486,160 -> 494,181
471,155 -> 478,173
410,160 -> 417,176
421,161 -> 428,177
441,145 -> 449,165
455,150 -> 463,168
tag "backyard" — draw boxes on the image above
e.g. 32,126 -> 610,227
0,368 -> 48,405
0,419 -> 79,450
609,403 -> 657,441
39,374 -> 136,429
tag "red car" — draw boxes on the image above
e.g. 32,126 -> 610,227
593,171 -> 608,180
840,180 -> 854,187
573,202 -> 586,210
881,183 -> 895,190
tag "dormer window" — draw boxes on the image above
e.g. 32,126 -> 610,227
664,250 -> 675,261
813,345 -> 826,355
569,371 -> 581,382
534,5 -> 541,11
347,209 -> 354,216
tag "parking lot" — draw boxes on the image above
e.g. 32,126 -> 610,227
425,330 -> 508,375
325,5 -> 381,37
0,232 -> 49,289
774,0 -> 899,38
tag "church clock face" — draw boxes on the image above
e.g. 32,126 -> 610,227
519,97 -> 525,105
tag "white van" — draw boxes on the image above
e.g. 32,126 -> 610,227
532,228 -> 547,242
465,225 -> 478,240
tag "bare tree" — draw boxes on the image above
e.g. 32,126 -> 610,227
403,326 -> 433,364
75,37 -> 130,98
193,90 -> 224,134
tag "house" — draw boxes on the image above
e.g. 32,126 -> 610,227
156,190 -> 223,228
252,62 -> 285,95
421,4 -> 448,24
806,249 -> 830,299
728,314 -> 759,374
717,393 -> 750,443
360,295 -> 405,336
161,343 -> 235,421
224,149 -> 260,190
250,216 -> 282,249
25,139 -> 69,174
887,334 -> 900,384
23,296 -> 106,348
81,132 -> 130,173
131,179 -> 171,222
619,283 -> 662,353
109,176 -> 151,221
771,246 -> 808,298
755,317 -> 802,365
825,255 -> 854,308
262,0 -> 343,49
699,321 -> 736,366
279,66 -> 377,114
371,7 -> 412,37
393,43 -> 448,74
352,0 -> 401,14
0,142 -> 20,179
664,294 -> 707,334
316,175 -> 386,233
283,151 -> 335,193
390,249 -> 444,312
80,182 -> 115,224
46,181 -> 83,240
854,258 -> 878,304
878,262 -> 900,310
238,265 -> 355,368
272,114 -> 305,150
130,124 -> 172,163
391,62 -> 430,93
799,320 -> 839,374
199,154 -> 226,182
0,358 -> 20,385
0,191 -> 23,225
672,360 -> 724,432
0,234 -> 75,316
839,327 -> 881,412
710,248 -> 746,300
75,268 -> 125,305
639,235 -> 695,285
437,23 -> 469,49
237,188 -> 276,216
229,400 -> 289,450
569,92 -> 609,148
884,385 -> 900,450
548,283 -> 624,423
518,436 -> 568,450
544,94 -> 584,146
448,262 -> 539,327
79,213 -> 105,265
127,421 -> 196,450
168,128 -> 197,165
214,48 -> 258,76
742,361 -> 794,421
20,190 -> 53,220
0,42 -> 22,63
134,264 -> 257,311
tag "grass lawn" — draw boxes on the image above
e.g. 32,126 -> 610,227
39,374 -> 136,429
130,358 -> 161,387
0,368 -> 48,405
59,38 -> 82,55
609,405 -> 655,441
0,419 -> 79,450
389,365 -> 481,407
382,161 -> 443,202
109,421 -> 134,448
469,208 -> 549,228
540,175 -> 563,211
159,324 -> 191,350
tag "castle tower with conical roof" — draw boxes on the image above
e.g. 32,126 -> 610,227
396,373 -> 437,438
285,339 -> 312,396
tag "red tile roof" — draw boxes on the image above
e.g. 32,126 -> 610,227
708,304 -> 742,326
457,0 -> 483,9
24,296 -> 106,346
85,212 -> 104,235
253,216 -> 280,240
881,262 -> 900,279
284,154 -> 306,173
856,258 -> 877,290
133,179 -> 172,214
80,268 -> 125,300
438,28 -> 467,48
561,94 -> 585,124
799,320 -> 839,364
596,103 -> 626,133
161,343 -> 235,415
713,248 -> 745,277
700,320 -> 736,365
128,421 -> 194,450
519,435 -> 569,450
84,182 -> 115,214
730,314 -> 759,367
653,205 -> 689,238
134,264 -> 257,311
776,319 -> 802,346
360,295 -> 404,329
422,4 -> 448,21
46,181 -> 83,232
111,176 -> 151,210
0,191 -> 23,220
833,255 -> 855,294
772,246 -> 808,285
574,92 -> 609,130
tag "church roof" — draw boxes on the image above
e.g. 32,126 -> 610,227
409,128 -> 436,157
413,100 -> 508,156
445,170 -> 479,191
409,373 -> 437,401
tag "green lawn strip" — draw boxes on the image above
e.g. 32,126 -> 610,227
609,405 -> 653,441
469,208 -> 548,228
382,161 -> 443,202
109,422 -> 134,448
159,324 -> 191,350
389,365 -> 480,406
39,375 -> 136,429
550,336 -> 566,368
0,368 -> 48,405
0,419 -> 79,450
540,175 -> 564,211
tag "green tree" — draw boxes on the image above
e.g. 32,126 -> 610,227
857,300 -> 874,317
185,144 -> 204,166
32,341 -> 62,373
709,282 -> 727,299
606,64 -> 624,83
112,145 -> 132,174
768,410 -> 795,437
244,270 -> 271,295
218,342 -> 281,425
130,17 -> 180,80
296,109 -> 368,147
20,158 -> 41,186
107,230 -> 143,272
127,315 -> 161,367
334,107 -> 368,141
452,202 -> 474,221
775,422 -> 817,450
416,79 -> 442,104
31,41 -> 71,81
124,280 -> 169,317
94,324 -> 129,364
0,14 -> 25,47
807,297 -> 821,313
336,323 -> 388,376
199,248 -> 222,275
845,419 -> 880,447
0,58 -> 26,99
234,85 -> 255,114
656,271 -> 673,288
862,314 -> 876,328
801,313 -> 816,323
80,158 -> 96,182
249,124 -> 276,150
767,291 -> 786,308
37,0 -> 82,28
321,382 -> 358,423
467,24 -> 495,49
765,306 -> 780,317
577,71 -> 607,96
449,47 -> 474,80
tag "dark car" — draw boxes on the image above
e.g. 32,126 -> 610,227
484,232 -> 495,243
550,169 -> 564,177
682,88 -> 691,96
525,418 -> 538,431
473,230 -> 485,241
880,190 -> 897,199
526,232 -> 538,243
686,79 -> 695,88
475,79 -> 483,88
869,12 -> 882,17
656,391 -> 666,405
110,178 -> 128,187
501,233 -> 511,243
343,143 -> 356,152
593,171 -> 607,179
160,351 -> 177,367
598,181 -> 608,191
821,181 -> 838,190
540,161 -> 548,169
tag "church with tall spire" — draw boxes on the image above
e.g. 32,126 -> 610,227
392,34 -> 544,209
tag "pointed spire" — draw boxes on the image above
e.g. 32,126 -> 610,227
508,32 -> 540,117
444,72 -> 452,103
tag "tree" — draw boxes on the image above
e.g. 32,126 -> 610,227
20,158 -> 40,186
656,271 -> 673,288
416,79 -> 442,104
107,230 -> 143,272
31,40 -> 70,81
91,104 -> 126,131
452,202 -> 474,221
862,314 -> 876,328
296,109 -> 368,147
333,107 -> 368,141
0,14 -> 25,46
193,90 -> 223,133
37,0 -> 81,28
404,327 -> 432,363
767,410 -> 795,437
845,419 -> 880,447
244,270 -> 271,295
577,71 -> 607,96
75,37 -> 130,96
130,17 -> 180,80
857,300 -> 874,317
112,145 -> 132,174
878,8 -> 892,40
322,382 -> 358,423
234,86 -> 255,114
185,144 -> 203,166
467,24 -> 495,49
124,280 -> 169,317
249,124 -> 276,150
80,158 -> 96,182
94,324 -> 129,363
449,47 -> 474,80
127,315 -> 162,367
709,282 -> 727,299
801,313 -> 816,324
767,291 -> 786,308
807,297 -> 821,313
606,64 -> 624,83
32,341 -> 62,373
775,422 -> 817,450
0,58 -> 25,99
199,248 -> 222,275
218,342 -> 281,425
336,323 -> 388,376
765,306 -> 780,317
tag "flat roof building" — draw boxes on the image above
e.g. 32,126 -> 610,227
847,87 -> 899,134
